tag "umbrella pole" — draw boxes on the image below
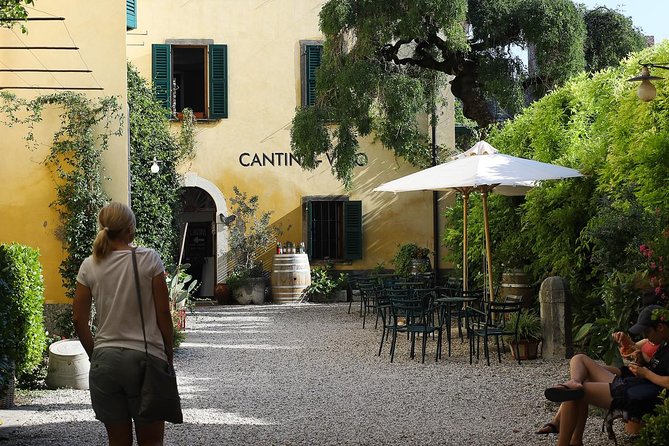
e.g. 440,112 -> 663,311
462,191 -> 469,292
481,189 -> 494,301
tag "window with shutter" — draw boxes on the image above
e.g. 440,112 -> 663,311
300,41 -> 323,107
151,42 -> 228,120
126,0 -> 137,30
209,44 -> 228,119
304,198 -> 362,261
343,201 -> 363,260
151,44 -> 171,113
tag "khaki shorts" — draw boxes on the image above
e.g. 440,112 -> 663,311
89,347 -> 167,424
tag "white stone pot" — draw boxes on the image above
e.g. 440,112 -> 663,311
233,277 -> 266,305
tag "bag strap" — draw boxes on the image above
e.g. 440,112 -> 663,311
131,247 -> 149,356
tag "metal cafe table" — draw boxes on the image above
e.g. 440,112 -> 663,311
435,289 -> 481,357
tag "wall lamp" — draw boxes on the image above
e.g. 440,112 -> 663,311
219,213 -> 236,226
149,157 -> 161,174
627,63 -> 669,102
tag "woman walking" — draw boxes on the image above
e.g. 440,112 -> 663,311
73,202 -> 174,446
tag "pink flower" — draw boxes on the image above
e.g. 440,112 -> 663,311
656,287 -> 662,295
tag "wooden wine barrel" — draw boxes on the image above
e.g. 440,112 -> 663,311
271,254 -> 311,304
500,270 -> 535,307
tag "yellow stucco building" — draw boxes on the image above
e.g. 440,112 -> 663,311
1,0 -> 454,304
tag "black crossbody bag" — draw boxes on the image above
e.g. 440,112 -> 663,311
131,248 -> 183,424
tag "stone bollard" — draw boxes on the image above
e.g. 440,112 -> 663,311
539,276 -> 573,359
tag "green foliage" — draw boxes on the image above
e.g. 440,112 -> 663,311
128,63 -> 194,268
0,244 -> 47,379
638,389 -> 669,446
583,7 -> 646,73
292,0 -> 646,187
392,243 -> 431,277
16,333 -> 61,390
0,0 -> 34,33
0,355 -> 13,399
506,309 -> 542,342
446,41 -> 669,359
304,266 -> 347,300
167,263 -> 199,309
0,91 -> 123,298
227,186 -> 281,279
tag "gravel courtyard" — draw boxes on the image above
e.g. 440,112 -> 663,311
0,303 -> 637,445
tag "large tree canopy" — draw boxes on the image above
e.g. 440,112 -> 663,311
291,0 -> 646,187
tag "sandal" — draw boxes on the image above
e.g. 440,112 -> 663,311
535,422 -> 559,435
544,384 -> 584,402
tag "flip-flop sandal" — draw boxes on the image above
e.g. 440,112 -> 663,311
544,384 -> 584,402
535,422 -> 559,435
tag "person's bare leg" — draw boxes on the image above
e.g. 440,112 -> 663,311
564,354 -> 616,389
557,400 -> 580,446
104,420 -> 133,446
559,382 -> 614,446
537,404 -> 562,433
135,420 -> 165,446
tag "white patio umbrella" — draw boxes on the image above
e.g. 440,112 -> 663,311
374,141 -> 583,297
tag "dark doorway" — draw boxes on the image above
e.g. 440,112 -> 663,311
180,187 -> 216,298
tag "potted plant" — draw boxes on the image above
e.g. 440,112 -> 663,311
506,309 -> 542,360
166,264 -> 198,331
303,266 -> 348,303
392,243 -> 431,277
227,186 -> 281,305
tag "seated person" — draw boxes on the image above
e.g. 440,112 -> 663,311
543,305 -> 669,446
536,333 -> 658,434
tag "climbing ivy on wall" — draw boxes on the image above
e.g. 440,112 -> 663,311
127,63 -> 196,268
0,91 -> 123,298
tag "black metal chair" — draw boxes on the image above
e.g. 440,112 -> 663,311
376,287 -> 403,356
388,289 -> 442,363
357,280 -> 380,329
467,299 -> 522,365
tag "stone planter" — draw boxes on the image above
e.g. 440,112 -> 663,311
410,258 -> 431,275
509,339 -> 541,360
233,277 -> 266,305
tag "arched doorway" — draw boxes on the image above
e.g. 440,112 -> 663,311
179,172 -> 232,299
180,187 -> 216,298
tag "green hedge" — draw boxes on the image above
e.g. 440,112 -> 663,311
0,243 -> 46,377
443,40 -> 669,360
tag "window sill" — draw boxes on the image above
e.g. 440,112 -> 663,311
169,117 -> 222,123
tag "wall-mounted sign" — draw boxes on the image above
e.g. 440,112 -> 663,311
239,152 -> 368,168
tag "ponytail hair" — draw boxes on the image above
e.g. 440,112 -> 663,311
92,202 -> 136,261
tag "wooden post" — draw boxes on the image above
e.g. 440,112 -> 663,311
462,191 -> 469,291
481,188 -> 495,301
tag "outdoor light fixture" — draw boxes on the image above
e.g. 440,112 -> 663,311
219,213 -> 236,226
150,157 -> 161,174
627,63 -> 669,102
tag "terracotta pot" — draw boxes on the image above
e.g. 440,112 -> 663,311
624,420 -> 643,435
174,308 -> 187,331
509,339 -> 540,360
215,283 -> 233,305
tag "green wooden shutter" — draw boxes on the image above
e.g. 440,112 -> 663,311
209,44 -> 228,119
343,200 -> 362,260
306,201 -> 313,258
126,0 -> 137,30
152,44 -> 171,113
304,44 -> 322,107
